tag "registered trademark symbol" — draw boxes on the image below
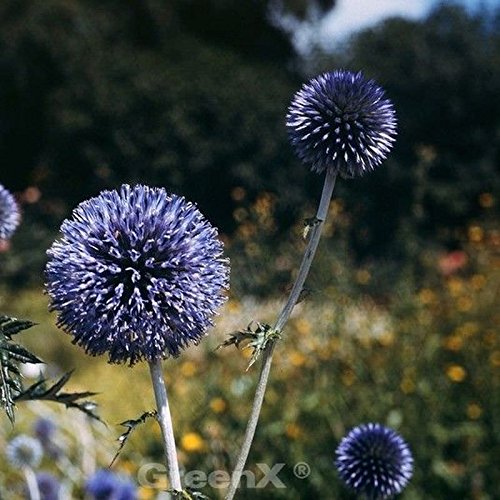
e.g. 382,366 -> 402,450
293,462 -> 311,479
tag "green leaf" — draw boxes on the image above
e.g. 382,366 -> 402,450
0,315 -> 36,339
217,321 -> 281,370
0,314 -> 40,423
1,343 -> 43,364
14,371 -> 103,423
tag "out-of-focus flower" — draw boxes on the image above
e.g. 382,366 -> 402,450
45,184 -> 229,365
438,250 -> 468,276
33,418 -> 56,443
33,418 -> 61,459
85,469 -> 137,500
0,184 -> 20,240
210,397 -> 227,414
335,423 -> 413,499
446,365 -> 467,382
466,403 -> 482,420
36,472 -> 61,500
20,186 -> 42,204
285,423 -> 302,440
181,432 -> 206,453
5,435 -> 43,468
287,70 -> 397,177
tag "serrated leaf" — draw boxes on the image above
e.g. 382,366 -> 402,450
14,371 -> 103,423
1,343 -> 43,364
6,378 -> 22,392
303,216 -> 321,239
217,322 -> 281,370
110,410 -> 157,466
0,314 -> 39,423
0,315 -> 101,424
0,316 -> 36,338
172,489 -> 211,499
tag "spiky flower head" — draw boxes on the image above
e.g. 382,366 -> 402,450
287,70 -> 397,177
335,423 -> 413,499
0,184 -> 20,240
5,435 -> 43,468
46,184 -> 229,365
85,469 -> 137,500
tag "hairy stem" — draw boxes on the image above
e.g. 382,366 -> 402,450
225,167 -> 337,499
149,359 -> 182,492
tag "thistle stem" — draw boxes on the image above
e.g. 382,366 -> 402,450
23,467 -> 40,500
148,359 -> 182,493
225,167 -> 337,500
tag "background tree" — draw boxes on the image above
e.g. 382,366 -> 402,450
0,1 -> 498,291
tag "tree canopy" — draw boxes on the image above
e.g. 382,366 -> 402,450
1,1 -> 498,285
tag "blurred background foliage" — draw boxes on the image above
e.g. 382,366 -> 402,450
0,0 -> 499,499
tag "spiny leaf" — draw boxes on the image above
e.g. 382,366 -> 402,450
14,372 -> 103,423
303,216 -> 321,239
0,314 -> 40,423
217,322 -> 281,370
0,314 -> 102,424
0,365 -> 16,424
171,489 -> 211,499
110,411 -> 157,466
0,343 -> 43,364
0,316 -> 36,339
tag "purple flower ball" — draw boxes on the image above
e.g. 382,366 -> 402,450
287,70 -> 397,177
0,184 -> 20,240
33,418 -> 56,443
335,423 -> 413,499
85,469 -> 136,500
45,184 -> 229,365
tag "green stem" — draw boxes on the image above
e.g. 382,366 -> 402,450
225,167 -> 337,499
149,359 -> 182,492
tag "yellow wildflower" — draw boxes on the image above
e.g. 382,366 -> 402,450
180,361 -> 197,377
181,432 -> 206,453
466,403 -> 482,420
468,225 -> 483,243
285,423 -> 302,440
443,336 -> 463,352
446,365 -> 467,382
289,351 -> 306,367
210,398 -> 227,414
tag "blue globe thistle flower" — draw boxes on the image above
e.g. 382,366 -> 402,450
5,435 -> 43,468
85,469 -> 137,500
46,184 -> 229,365
335,423 -> 413,499
287,70 -> 397,177
33,417 -> 61,459
33,418 -> 56,443
0,183 -> 20,240
36,472 -> 61,500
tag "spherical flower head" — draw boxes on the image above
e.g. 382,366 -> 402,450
85,469 -> 137,500
287,70 -> 397,177
335,423 -> 413,499
5,435 -> 43,468
45,184 -> 229,365
36,472 -> 61,500
33,417 -> 61,459
0,184 -> 20,240
33,417 -> 56,443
